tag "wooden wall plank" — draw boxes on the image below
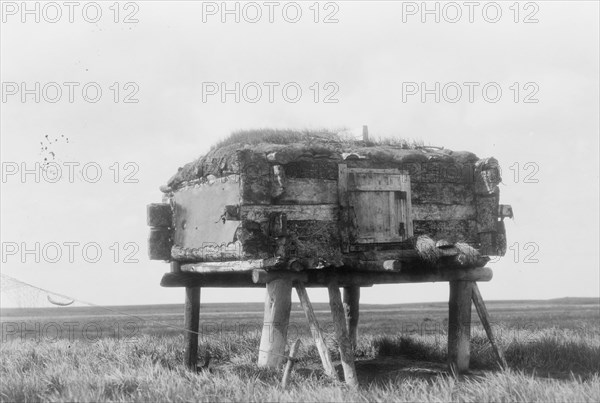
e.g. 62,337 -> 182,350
147,203 -> 172,227
238,149 -> 272,205
448,281 -> 473,373
476,189 -> 500,233
240,205 -> 338,222
412,182 -> 475,205
412,204 -> 476,221
275,178 -> 338,204
413,220 -> 478,243
148,227 -> 172,261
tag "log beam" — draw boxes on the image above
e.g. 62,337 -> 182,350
295,284 -> 338,379
184,287 -> 201,370
343,286 -> 360,349
472,283 -> 507,369
162,267 -> 493,289
281,339 -> 301,389
161,271 -> 260,288
448,280 -> 473,374
328,284 -> 358,387
258,279 -> 293,368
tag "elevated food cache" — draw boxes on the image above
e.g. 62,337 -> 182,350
149,130 -> 508,271
146,129 -> 511,379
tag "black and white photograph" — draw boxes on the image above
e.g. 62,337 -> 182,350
1,1 -> 599,401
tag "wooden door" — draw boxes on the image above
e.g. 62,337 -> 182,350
338,165 -> 413,251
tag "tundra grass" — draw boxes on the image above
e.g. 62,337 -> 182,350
1,300 -> 598,402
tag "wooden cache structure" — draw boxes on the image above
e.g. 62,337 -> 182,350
147,132 -> 512,383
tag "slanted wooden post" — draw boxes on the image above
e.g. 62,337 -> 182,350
281,339 -> 301,389
448,280 -> 473,374
343,286 -> 360,349
328,284 -> 358,387
295,284 -> 338,379
472,283 -> 507,369
258,278 -> 292,367
184,286 -> 201,370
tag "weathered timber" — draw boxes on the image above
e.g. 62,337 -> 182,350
328,284 -> 358,387
340,165 -> 413,246
271,165 -> 286,198
498,204 -> 514,220
308,267 -> 492,287
472,283 -> 507,369
283,159 -> 339,180
181,259 -> 278,272
166,267 -> 492,289
239,149 -> 272,204
448,281 -> 473,373
346,160 -> 476,184
253,270 -> 308,284
171,243 -> 243,262
286,220 -> 343,266
239,205 -> 338,222
147,203 -> 172,227
184,287 -> 201,370
148,227 -> 172,260
338,164 -> 351,252
281,339 -> 301,389
412,204 -> 476,221
341,259 -> 404,272
413,220 -> 478,244
161,271 -> 261,288
358,249 -> 419,261
295,285 -> 338,379
478,220 -> 507,256
411,182 -> 475,205
275,178 -> 338,204
251,267 -> 492,287
343,286 -> 360,349
170,261 -> 181,273
495,221 -> 507,256
476,188 -> 500,233
268,177 -> 477,207
171,180 -> 241,251
258,278 -> 293,368
474,158 -> 501,195
342,251 -> 487,272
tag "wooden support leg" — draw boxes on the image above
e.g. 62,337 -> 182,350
343,286 -> 360,350
448,280 -> 473,374
472,283 -> 508,369
328,284 -> 358,387
295,284 -> 338,379
281,339 -> 301,389
184,286 -> 201,370
258,278 -> 292,368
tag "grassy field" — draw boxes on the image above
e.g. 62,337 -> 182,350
1,298 -> 599,402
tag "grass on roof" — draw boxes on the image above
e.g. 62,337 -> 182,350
212,128 -> 425,150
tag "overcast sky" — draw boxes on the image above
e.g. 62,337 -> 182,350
1,1 -> 598,307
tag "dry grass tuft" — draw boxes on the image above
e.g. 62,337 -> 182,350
212,128 -> 424,150
415,236 -> 442,263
